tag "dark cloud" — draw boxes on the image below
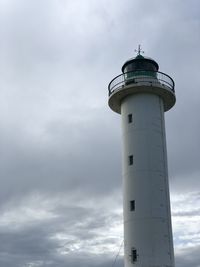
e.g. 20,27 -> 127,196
0,193 -> 123,266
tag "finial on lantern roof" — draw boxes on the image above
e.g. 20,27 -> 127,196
135,44 -> 144,55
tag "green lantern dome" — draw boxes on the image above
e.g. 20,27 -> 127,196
122,54 -> 159,73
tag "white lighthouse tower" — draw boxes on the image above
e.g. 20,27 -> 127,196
108,47 -> 175,267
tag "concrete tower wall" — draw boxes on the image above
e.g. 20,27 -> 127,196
121,93 -> 175,267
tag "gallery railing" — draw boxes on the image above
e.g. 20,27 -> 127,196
108,70 -> 175,96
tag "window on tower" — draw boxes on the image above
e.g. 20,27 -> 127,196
130,200 -> 135,211
129,155 -> 133,165
131,248 -> 137,263
128,114 -> 132,123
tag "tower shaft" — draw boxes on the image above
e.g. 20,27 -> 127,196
121,93 -> 174,266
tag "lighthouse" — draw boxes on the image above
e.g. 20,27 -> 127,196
108,47 -> 175,267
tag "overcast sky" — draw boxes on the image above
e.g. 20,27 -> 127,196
0,0 -> 200,266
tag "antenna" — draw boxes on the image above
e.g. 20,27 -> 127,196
135,44 -> 144,55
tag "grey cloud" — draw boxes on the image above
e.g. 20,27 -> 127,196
0,0 -> 199,266
0,109 -> 121,204
176,245 -> 200,267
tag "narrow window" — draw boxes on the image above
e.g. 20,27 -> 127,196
130,200 -> 135,211
129,155 -> 133,165
128,113 -> 132,123
131,248 -> 137,263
